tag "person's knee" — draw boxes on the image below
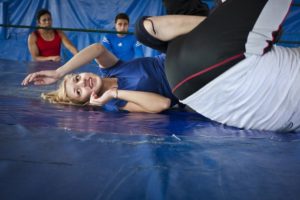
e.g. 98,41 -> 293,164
92,43 -> 104,51
143,18 -> 157,37
134,16 -> 168,53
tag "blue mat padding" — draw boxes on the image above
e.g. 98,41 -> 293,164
0,59 -> 300,200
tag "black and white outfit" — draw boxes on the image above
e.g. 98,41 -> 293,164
163,0 -> 209,16
136,0 -> 300,132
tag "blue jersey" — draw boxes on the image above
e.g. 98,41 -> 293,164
102,34 -> 144,61
98,55 -> 179,111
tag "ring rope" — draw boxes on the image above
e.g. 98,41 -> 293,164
0,24 -> 299,44
0,24 -> 133,35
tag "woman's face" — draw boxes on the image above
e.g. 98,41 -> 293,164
38,13 -> 52,27
65,73 -> 102,103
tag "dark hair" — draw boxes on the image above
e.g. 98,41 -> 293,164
36,9 -> 51,21
115,13 -> 129,23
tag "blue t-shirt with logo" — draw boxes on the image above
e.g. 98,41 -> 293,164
98,54 -> 179,111
102,34 -> 144,61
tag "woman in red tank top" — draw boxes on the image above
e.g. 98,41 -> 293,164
28,9 -> 78,62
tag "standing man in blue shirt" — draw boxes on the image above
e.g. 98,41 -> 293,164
102,13 -> 144,61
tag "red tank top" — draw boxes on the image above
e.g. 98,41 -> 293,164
35,30 -> 62,57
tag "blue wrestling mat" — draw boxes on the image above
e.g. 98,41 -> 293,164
0,59 -> 300,200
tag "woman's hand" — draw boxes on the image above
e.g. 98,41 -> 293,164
89,88 -> 171,113
49,56 -> 61,62
21,70 -> 61,86
89,88 -> 117,106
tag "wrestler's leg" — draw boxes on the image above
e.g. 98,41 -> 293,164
143,15 -> 206,42
164,0 -> 293,99
163,0 -> 209,16
134,15 -> 205,52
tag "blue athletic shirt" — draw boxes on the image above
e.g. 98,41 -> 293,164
102,34 -> 144,61
98,54 -> 179,112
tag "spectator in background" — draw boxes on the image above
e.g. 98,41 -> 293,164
28,9 -> 78,62
101,13 -> 144,61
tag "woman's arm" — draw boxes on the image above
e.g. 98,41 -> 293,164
89,88 -> 171,113
55,43 -> 118,75
58,31 -> 78,55
22,43 -> 118,86
27,33 -> 61,62
119,90 -> 171,113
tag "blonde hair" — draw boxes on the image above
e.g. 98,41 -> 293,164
41,74 -> 87,106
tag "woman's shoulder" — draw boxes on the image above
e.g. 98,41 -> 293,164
30,30 -> 39,36
56,30 -> 65,36
28,31 -> 38,41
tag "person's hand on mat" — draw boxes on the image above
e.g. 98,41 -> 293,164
21,70 -> 60,86
89,88 -> 117,106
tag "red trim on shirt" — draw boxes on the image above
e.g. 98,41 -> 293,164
172,53 -> 244,93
